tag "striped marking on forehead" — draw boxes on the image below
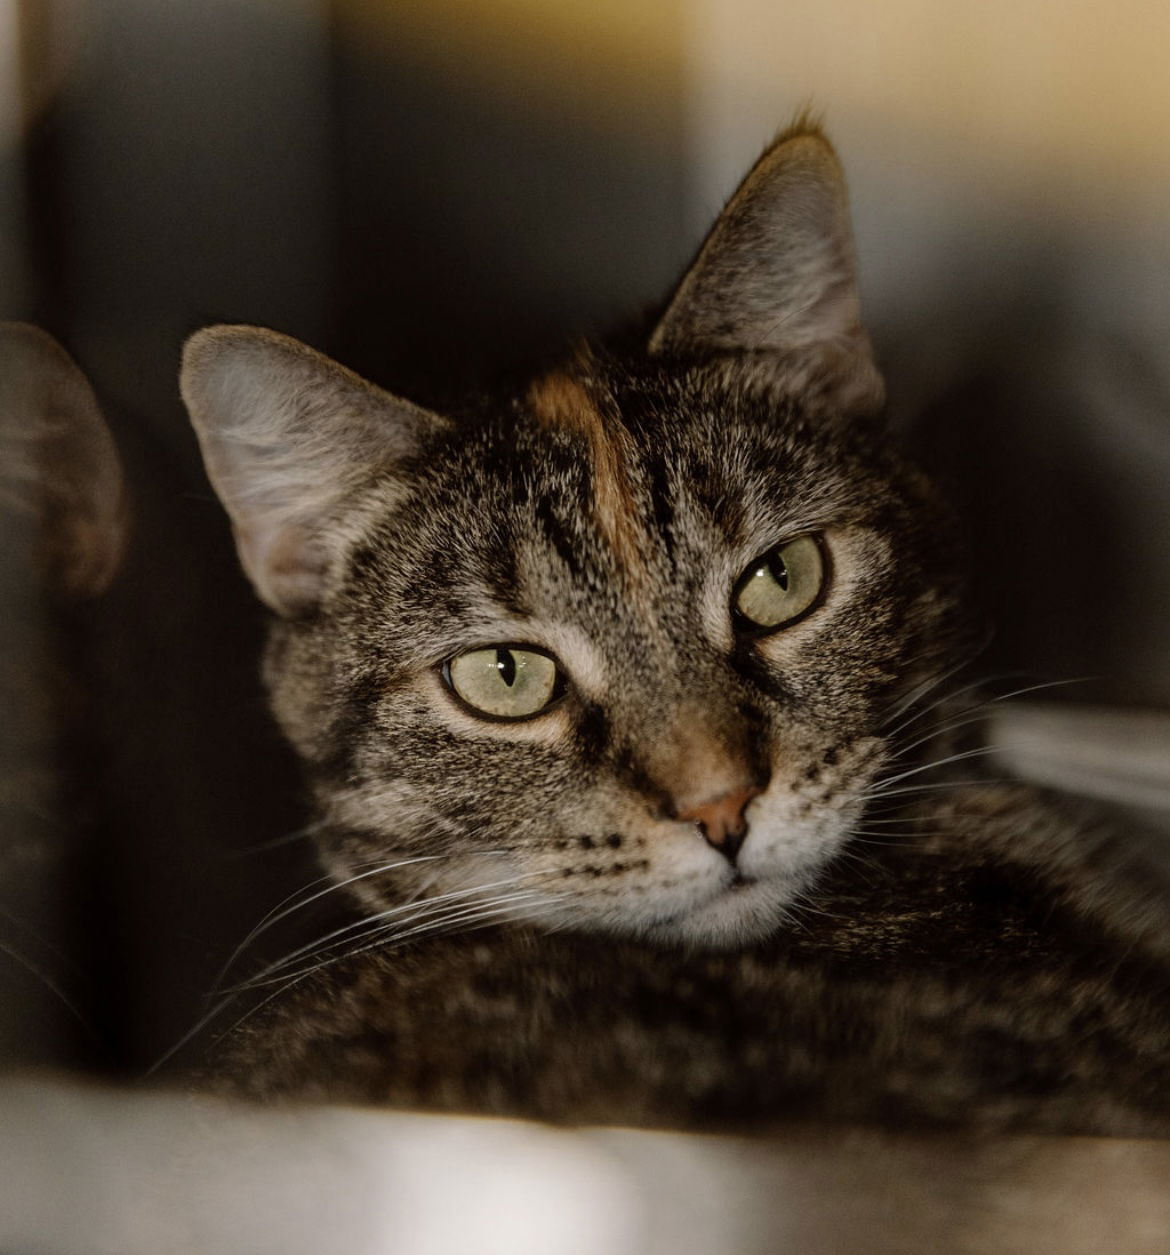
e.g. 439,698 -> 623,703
528,369 -> 645,581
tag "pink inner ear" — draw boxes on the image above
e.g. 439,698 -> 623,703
237,520 -> 331,618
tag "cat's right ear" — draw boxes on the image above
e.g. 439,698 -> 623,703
648,121 -> 884,416
180,326 -> 448,617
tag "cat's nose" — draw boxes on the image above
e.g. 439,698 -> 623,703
675,785 -> 762,861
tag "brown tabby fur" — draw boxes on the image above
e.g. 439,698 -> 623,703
179,124 -> 1170,1134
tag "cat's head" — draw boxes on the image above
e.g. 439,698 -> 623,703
181,124 -> 968,947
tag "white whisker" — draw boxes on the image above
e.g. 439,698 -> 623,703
206,894 -> 566,1058
0,938 -> 92,1033
149,877 -> 562,1077
869,744 -> 1007,795
207,853 -> 456,998
256,892 -> 557,991
229,875 -> 550,993
879,653 -> 985,734
226,818 -> 328,858
863,777 -> 1016,803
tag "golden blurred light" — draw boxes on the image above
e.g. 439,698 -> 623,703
693,0 -> 1170,202
334,0 -> 685,132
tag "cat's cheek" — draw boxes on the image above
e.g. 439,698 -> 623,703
737,804 -> 854,888
736,736 -> 886,881
517,825 -> 733,934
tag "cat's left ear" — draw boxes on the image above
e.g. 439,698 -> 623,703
649,123 -> 883,416
181,326 -> 448,617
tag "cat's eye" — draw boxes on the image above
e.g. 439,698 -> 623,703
733,535 -> 826,632
443,645 -> 564,721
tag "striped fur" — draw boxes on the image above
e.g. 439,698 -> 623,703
182,123 -> 971,947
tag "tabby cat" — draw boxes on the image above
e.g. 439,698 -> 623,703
179,123 -> 1170,1134
0,324 -> 126,1065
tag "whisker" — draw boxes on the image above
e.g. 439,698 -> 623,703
0,902 -> 78,970
252,892 -> 556,992
207,854 -> 455,998
881,672 -> 1008,744
225,819 -> 329,859
149,881 -> 560,1076
887,709 -> 997,759
845,832 -> 922,845
851,813 -> 944,825
879,651 -> 988,733
884,674 -> 1088,750
869,744 -> 1007,795
783,897 -> 849,923
227,864 -> 559,989
833,847 -> 886,882
207,895 -> 566,1058
211,842 -> 521,997
862,777 -> 1017,803
228,878 -> 550,994
0,938 -> 94,1035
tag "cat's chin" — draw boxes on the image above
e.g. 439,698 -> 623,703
625,873 -> 812,951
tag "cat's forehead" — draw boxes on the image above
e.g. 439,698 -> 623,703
525,367 -> 646,579
377,358 -> 893,647
481,358 -> 878,549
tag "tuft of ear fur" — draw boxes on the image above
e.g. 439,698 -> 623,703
180,325 -> 448,617
0,323 -> 127,598
649,121 -> 883,416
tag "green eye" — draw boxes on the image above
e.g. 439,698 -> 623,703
733,535 -> 826,631
443,646 -> 563,720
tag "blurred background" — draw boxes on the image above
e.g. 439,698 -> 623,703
0,0 -> 1167,1071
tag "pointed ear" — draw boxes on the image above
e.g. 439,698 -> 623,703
649,123 -> 883,415
180,325 -> 447,617
0,323 -> 128,598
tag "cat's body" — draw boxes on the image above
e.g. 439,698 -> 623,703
180,123 -> 1170,1132
209,780 -> 1170,1136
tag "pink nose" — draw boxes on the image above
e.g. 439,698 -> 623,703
675,786 -> 761,860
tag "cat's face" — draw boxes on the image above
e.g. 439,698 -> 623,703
181,125 -> 968,947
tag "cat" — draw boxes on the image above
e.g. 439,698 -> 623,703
0,323 -> 127,1065
178,121 -> 1170,1134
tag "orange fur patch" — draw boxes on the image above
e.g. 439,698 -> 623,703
528,370 -> 644,579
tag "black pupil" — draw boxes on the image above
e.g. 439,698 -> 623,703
767,552 -> 790,590
496,648 -> 517,686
